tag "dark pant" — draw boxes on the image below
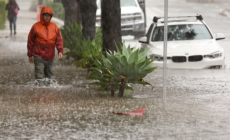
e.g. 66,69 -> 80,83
33,56 -> 54,79
9,16 -> 17,33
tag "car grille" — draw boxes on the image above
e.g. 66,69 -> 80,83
121,25 -> 133,29
172,56 -> 186,63
121,14 -> 142,23
188,55 -> 203,62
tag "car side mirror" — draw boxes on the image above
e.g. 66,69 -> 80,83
138,37 -> 148,43
216,33 -> 225,40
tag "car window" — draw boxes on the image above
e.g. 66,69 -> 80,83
151,24 -> 212,42
121,0 -> 137,7
97,0 -> 101,9
97,0 -> 136,9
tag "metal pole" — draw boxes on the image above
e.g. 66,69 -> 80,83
163,0 -> 168,102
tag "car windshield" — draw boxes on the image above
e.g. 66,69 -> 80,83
121,0 -> 137,7
151,24 -> 212,41
97,0 -> 136,9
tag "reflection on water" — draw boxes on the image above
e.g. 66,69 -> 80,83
1,58 -> 230,139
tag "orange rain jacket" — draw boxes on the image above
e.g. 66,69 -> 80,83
27,7 -> 63,60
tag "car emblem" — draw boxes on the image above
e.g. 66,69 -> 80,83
185,53 -> 189,55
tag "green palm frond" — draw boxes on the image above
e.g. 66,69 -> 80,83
89,42 -> 157,93
104,43 -> 157,84
60,22 -> 83,60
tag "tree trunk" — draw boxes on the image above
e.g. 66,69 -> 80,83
62,0 -> 78,27
102,0 -> 122,53
110,83 -> 115,97
76,2 -> 81,25
77,0 -> 97,40
118,76 -> 127,98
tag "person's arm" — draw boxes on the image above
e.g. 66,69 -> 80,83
55,28 -> 63,60
27,26 -> 36,63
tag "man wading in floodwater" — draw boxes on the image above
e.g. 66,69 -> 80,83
27,7 -> 63,87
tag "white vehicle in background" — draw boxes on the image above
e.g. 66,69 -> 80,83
139,15 -> 226,69
96,0 -> 146,39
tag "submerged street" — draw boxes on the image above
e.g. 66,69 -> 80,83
0,0 -> 230,139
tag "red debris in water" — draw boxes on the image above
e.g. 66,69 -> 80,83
112,109 -> 145,116
123,109 -> 145,116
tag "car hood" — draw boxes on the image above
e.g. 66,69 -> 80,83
96,6 -> 142,16
121,6 -> 142,15
148,40 -> 221,56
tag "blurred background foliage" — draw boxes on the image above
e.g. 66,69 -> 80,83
29,0 -> 38,12
30,0 -> 64,20
46,1 -> 64,20
0,0 -> 7,29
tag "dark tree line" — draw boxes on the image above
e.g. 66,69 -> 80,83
102,0 -> 122,53
62,0 -> 78,27
38,0 -> 121,51
60,0 -> 121,51
77,0 -> 97,41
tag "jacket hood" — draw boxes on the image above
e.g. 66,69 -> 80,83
40,7 -> 53,25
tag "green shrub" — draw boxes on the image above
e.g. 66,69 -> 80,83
88,57 -> 134,97
46,1 -> 64,20
0,0 -> 7,29
89,43 -> 157,98
72,28 -> 103,71
60,22 -> 83,60
61,22 -> 156,98
29,0 -> 65,20
61,22 -> 103,72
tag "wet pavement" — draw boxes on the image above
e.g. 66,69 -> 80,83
1,0 -> 230,139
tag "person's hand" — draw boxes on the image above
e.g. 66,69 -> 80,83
58,53 -> 63,60
29,57 -> 33,63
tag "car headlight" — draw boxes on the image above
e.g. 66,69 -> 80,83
204,52 -> 222,59
134,13 -> 143,21
96,19 -> 101,25
149,54 -> 163,61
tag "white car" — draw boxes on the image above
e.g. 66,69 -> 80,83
96,0 -> 146,38
139,15 -> 226,69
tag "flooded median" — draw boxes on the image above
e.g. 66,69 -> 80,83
1,53 -> 230,139
1,0 -> 230,138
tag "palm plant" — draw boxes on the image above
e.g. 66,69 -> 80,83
60,22 -> 83,60
89,43 -> 157,98
88,59 -> 134,97
61,22 -> 103,73
72,28 -> 103,74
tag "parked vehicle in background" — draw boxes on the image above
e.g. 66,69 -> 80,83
96,0 -> 146,39
139,15 -> 226,69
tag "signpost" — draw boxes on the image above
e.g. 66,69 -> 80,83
163,0 -> 168,102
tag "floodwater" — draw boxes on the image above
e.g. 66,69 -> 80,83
1,42 -> 230,139
1,0 -> 230,138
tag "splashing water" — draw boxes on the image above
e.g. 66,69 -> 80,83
34,78 -> 62,88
